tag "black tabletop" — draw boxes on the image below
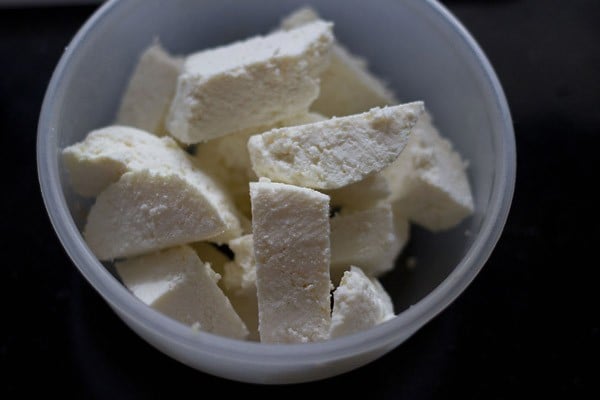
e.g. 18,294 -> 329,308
1,1 -> 598,398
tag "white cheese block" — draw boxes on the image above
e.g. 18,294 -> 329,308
116,44 -> 182,135
166,21 -> 333,144
62,125 -> 191,197
248,102 -> 424,189
194,113 -> 326,218
330,204 -> 406,283
324,172 -> 390,211
330,266 -> 394,338
250,179 -> 332,343
281,7 -> 397,117
115,246 -> 248,340
223,234 -> 256,293
84,168 -> 242,260
383,112 -> 474,231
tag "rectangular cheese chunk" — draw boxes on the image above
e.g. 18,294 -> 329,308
115,246 -> 248,340
330,266 -> 394,338
116,44 -> 182,135
248,102 -> 424,189
250,179 -> 331,343
166,21 -> 333,143
281,7 -> 397,117
383,112 -> 474,231
330,204 -> 407,283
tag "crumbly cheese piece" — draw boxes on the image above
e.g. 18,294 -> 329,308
250,179 -> 331,343
84,168 -> 242,260
223,235 -> 256,293
248,102 -> 424,189
383,112 -> 474,231
324,172 -> 390,211
330,204 -> 406,283
62,125 -> 191,197
189,242 -> 230,276
330,266 -> 394,338
166,21 -> 333,143
195,113 -> 326,218
116,44 -> 182,135
115,246 -> 248,339
281,7 -> 397,117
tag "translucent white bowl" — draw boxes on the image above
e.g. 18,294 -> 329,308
37,0 -> 515,384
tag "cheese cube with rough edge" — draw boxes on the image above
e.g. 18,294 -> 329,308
166,21 -> 333,144
195,113 -> 326,218
248,102 -> 424,189
324,172 -> 390,211
62,125 -> 192,197
190,242 -> 230,277
116,44 -> 182,135
84,168 -> 242,260
250,179 -> 331,343
383,112 -> 474,231
330,266 -> 394,338
223,235 -> 256,293
281,7 -> 397,117
330,204 -> 404,283
115,246 -> 248,340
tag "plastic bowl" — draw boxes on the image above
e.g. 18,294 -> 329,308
37,0 -> 515,384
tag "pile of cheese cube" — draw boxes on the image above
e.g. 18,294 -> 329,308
63,8 -> 474,343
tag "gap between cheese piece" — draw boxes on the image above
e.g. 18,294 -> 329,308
115,246 -> 248,340
84,168 -> 241,260
330,266 -> 394,338
116,43 -> 182,135
248,102 -> 424,189
222,235 -> 260,341
383,112 -> 474,231
330,204 -> 408,283
166,21 -> 334,144
250,179 -> 332,343
324,172 -> 391,211
281,6 -> 397,117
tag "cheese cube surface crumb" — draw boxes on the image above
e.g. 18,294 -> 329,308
116,44 -> 182,135
281,7 -> 397,117
330,204 -> 405,282
223,234 -> 256,293
115,246 -> 248,340
330,266 -> 394,338
383,112 -> 474,231
248,102 -> 424,189
250,180 -> 331,343
166,21 -> 333,144
84,168 -> 241,260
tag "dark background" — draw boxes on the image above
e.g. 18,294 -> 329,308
1,0 -> 598,398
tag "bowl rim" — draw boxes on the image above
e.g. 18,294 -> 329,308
37,0 -> 515,365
